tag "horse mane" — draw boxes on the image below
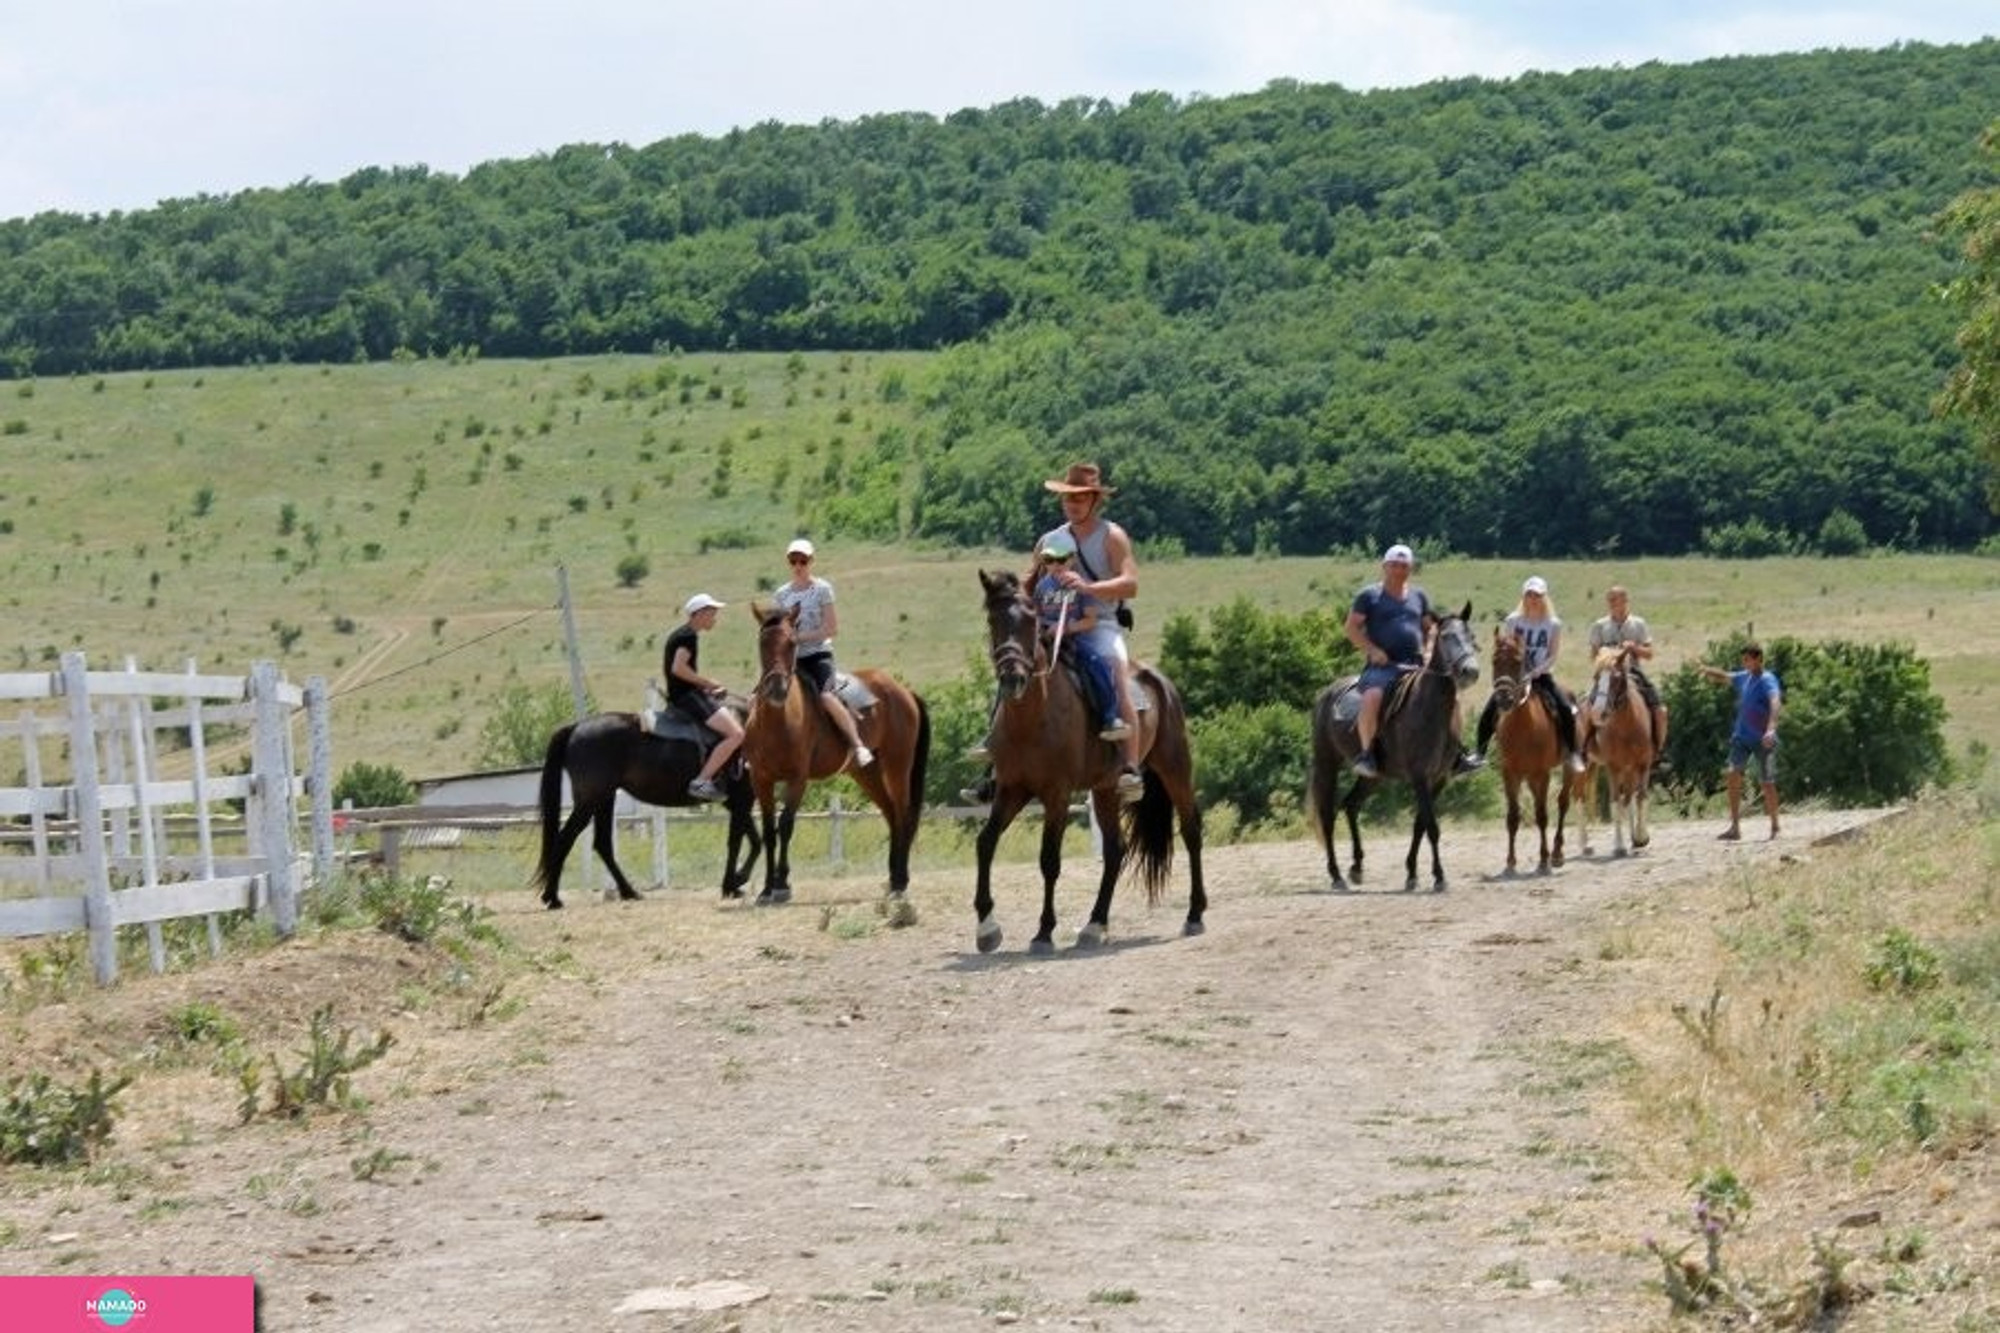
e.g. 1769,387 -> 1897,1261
1593,645 -> 1625,672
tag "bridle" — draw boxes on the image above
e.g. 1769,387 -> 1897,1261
1428,615 -> 1481,691
986,587 -> 1043,700
754,611 -> 795,706
1490,634 -> 1527,712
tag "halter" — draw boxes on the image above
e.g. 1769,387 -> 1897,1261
1490,634 -> 1528,712
754,612 -> 796,704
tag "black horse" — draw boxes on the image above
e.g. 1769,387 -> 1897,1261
1307,603 -> 1481,893
533,712 -> 761,909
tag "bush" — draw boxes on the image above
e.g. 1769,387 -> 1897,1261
476,682 -> 589,768
1159,597 -> 1356,716
1660,636 -> 1948,805
0,1069 -> 131,1166
1189,702 -> 1310,828
614,552 -> 650,588
332,760 -> 416,810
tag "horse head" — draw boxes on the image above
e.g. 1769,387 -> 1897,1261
979,568 -> 1038,700
1489,627 -> 1526,711
1434,602 -> 1480,691
753,602 -> 801,706
1592,644 -> 1631,709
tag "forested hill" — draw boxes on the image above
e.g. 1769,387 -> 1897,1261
3,41 -> 1995,558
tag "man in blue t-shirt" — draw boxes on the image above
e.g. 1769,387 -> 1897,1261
1697,643 -> 1784,840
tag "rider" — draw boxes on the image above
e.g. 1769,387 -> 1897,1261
1578,584 -> 1669,761
1343,543 -> 1483,780
1036,461 -> 1143,798
664,592 -> 744,802
1473,575 -> 1587,774
1032,530 -> 1129,744
770,537 -> 873,771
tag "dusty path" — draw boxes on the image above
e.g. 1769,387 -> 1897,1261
6,809 -> 1879,1331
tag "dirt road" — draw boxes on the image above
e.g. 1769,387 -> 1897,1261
6,808 -> 1882,1331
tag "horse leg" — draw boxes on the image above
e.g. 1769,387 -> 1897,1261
1178,794 -> 1207,936
1077,789 -> 1125,949
1532,775 -> 1551,876
1310,756 -> 1347,891
1342,781 -> 1369,885
1503,779 -> 1522,875
1633,775 -> 1652,848
1610,776 -> 1630,858
972,789 -> 1029,953
590,806 -> 643,900
1031,801 -> 1067,955
542,805 -> 595,909
1552,767 -> 1571,869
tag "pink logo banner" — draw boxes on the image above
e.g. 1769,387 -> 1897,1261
0,1275 -> 254,1331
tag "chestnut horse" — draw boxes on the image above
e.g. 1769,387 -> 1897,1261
744,603 -> 931,905
533,712 -> 761,908
1488,631 -> 1572,875
1577,646 -> 1655,858
973,569 -> 1206,953
1307,603 -> 1480,893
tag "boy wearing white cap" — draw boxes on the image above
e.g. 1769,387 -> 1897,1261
771,538 -> 873,769
1474,576 -> 1585,773
665,592 -> 744,800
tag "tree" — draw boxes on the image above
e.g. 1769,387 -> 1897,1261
1933,119 -> 2000,515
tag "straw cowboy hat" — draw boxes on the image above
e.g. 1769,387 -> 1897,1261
1044,461 -> 1117,496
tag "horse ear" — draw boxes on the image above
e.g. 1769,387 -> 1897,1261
748,599 -> 766,622
1459,600 -> 1473,622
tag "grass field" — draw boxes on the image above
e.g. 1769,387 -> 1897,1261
2,356 -> 1993,782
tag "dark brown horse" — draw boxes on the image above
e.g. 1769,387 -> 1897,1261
973,569 -> 1206,953
1307,603 -> 1480,893
744,603 -> 931,905
1488,631 -> 1572,875
1577,646 -> 1656,858
533,712 -> 761,908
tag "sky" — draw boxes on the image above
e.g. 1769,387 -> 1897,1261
3,1 -> 1994,221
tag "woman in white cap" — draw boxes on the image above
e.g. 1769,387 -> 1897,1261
771,538 -> 873,769
665,592 -> 745,800
1474,576 -> 1585,774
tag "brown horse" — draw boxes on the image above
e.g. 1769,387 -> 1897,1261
973,569 -> 1206,953
1307,603 -> 1480,893
1488,631 -> 1572,875
743,603 -> 931,905
1577,646 -> 1656,858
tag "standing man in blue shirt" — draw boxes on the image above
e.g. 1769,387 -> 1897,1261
1697,643 -> 1783,841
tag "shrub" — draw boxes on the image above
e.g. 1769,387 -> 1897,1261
475,682 -> 588,768
1189,702 -> 1310,828
332,761 -> 416,810
614,552 -> 650,588
0,1069 -> 131,1166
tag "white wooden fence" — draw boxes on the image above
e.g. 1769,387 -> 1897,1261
0,653 -> 333,985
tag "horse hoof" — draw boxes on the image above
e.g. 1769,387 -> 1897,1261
542,898 -> 563,911
1613,847 -> 1629,860
1633,834 -> 1651,849
1402,880 -> 1418,893
1432,879 -> 1448,894
721,887 -> 745,901
1330,880 -> 1352,894
976,919 -> 1003,954
885,897 -> 919,929
1029,937 -> 1056,956
1075,922 -> 1107,949
1183,918 -> 1205,937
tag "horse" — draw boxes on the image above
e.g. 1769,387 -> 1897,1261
973,569 -> 1206,953
1577,645 -> 1656,858
1307,602 -> 1480,893
533,712 -> 761,909
1487,630 -> 1572,875
743,603 -> 931,905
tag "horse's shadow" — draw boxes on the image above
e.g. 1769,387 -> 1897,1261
942,930 -> 1181,971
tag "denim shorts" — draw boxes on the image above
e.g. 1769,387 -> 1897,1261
1727,736 -> 1778,782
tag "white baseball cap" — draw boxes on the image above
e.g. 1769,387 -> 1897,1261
1382,543 -> 1414,565
1522,576 -> 1549,596
682,593 -> 726,616
785,538 -> 815,559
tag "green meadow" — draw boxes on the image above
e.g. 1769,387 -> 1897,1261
2,354 -> 1992,783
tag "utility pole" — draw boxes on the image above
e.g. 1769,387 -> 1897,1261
556,565 -> 589,721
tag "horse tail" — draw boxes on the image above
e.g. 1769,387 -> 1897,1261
533,723 -> 575,895
905,692 -> 932,844
1122,671 -> 1183,905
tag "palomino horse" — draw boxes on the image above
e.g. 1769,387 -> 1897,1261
1307,603 -> 1480,893
973,569 -> 1206,953
1578,645 -> 1656,858
1488,631 -> 1572,875
533,712 -> 761,908
744,603 -> 931,905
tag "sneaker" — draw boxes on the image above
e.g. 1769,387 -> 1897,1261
1567,752 -> 1588,774
1116,767 -> 1145,801
687,777 -> 724,802
852,745 -> 875,769
1352,754 -> 1381,779
1452,751 -> 1486,775
1098,720 -> 1130,741
958,776 -> 995,805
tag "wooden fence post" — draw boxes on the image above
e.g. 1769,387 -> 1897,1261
250,661 -> 298,937
306,676 -> 334,886
61,652 -> 117,986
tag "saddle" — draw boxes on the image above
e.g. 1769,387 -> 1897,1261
1327,670 -> 1421,730
642,704 -> 711,746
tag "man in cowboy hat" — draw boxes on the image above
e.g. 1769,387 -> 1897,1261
1037,461 -> 1144,797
